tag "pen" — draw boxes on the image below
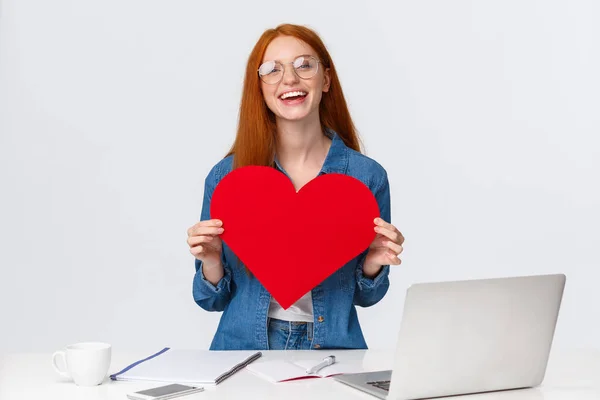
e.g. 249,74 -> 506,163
306,355 -> 336,374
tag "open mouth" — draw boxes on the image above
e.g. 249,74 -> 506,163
279,90 -> 308,104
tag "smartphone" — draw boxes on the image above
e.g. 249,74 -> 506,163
126,383 -> 204,400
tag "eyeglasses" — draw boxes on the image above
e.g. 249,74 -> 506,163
258,55 -> 321,85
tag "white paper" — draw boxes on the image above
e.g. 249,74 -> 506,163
115,349 -> 260,384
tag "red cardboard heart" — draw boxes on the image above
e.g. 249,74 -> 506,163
210,166 -> 379,309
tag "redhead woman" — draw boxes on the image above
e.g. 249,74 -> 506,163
186,23 -> 404,350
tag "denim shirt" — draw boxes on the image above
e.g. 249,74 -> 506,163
192,130 -> 392,350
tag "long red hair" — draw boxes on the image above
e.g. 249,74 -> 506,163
226,24 -> 362,168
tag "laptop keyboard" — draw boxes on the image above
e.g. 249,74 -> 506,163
367,380 -> 391,391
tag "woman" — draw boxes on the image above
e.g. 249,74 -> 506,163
186,23 -> 404,350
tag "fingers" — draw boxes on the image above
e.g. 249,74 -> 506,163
189,241 -> 219,257
187,219 -> 223,237
188,226 -> 224,239
369,234 -> 386,248
367,247 -> 402,267
383,240 -> 403,256
370,220 -> 404,265
379,239 -> 403,265
374,218 -> 404,244
189,242 -> 222,264
190,245 -> 204,257
187,220 -> 223,259
374,225 -> 403,245
374,217 -> 394,230
187,235 -> 214,247
386,252 -> 402,265
187,227 -> 223,252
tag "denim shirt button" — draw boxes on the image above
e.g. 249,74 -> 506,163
317,316 -> 324,323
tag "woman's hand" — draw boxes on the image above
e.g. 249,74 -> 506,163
363,218 -> 404,278
187,219 -> 225,284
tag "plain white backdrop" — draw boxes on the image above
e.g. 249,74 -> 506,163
1,0 -> 598,355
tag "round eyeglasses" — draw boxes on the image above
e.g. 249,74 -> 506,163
258,55 -> 321,85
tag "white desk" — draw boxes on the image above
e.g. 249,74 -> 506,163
1,348 -> 599,399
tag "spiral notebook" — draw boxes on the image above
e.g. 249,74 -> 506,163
110,348 -> 262,385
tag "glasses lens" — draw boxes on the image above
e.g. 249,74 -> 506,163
293,56 -> 318,79
258,61 -> 282,84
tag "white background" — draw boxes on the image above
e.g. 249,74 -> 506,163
1,0 -> 598,355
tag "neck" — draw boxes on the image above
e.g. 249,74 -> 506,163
275,115 -> 330,169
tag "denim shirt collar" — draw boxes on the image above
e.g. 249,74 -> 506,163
273,128 -> 349,175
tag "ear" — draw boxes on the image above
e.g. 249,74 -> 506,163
322,68 -> 331,93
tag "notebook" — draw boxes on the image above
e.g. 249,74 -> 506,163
110,348 -> 262,385
246,357 -> 367,383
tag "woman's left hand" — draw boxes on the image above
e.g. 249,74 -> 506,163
363,218 -> 404,276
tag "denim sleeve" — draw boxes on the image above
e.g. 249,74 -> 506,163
353,169 -> 391,307
192,165 -> 233,312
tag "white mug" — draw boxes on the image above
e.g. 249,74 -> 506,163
52,342 -> 112,386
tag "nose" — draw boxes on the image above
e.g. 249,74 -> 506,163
281,63 -> 299,85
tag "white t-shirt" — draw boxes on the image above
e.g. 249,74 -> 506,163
268,291 -> 314,322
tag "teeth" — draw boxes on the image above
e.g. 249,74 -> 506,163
280,91 -> 307,99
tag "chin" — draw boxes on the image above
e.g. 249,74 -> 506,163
278,111 -> 311,121
274,105 -> 319,122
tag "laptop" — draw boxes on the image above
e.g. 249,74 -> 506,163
334,273 -> 566,399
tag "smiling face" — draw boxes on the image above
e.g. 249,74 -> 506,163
259,35 -> 330,124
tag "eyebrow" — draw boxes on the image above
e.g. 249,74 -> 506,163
262,54 -> 314,64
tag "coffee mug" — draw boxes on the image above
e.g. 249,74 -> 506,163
52,342 -> 112,386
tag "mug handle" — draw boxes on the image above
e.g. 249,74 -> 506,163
52,350 -> 71,379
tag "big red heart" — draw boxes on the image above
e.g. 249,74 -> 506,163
210,166 -> 379,309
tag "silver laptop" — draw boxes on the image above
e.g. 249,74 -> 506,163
334,273 -> 566,399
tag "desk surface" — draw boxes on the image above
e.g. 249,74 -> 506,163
1,348 -> 599,400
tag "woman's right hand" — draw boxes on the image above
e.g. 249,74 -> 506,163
187,219 -> 224,270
